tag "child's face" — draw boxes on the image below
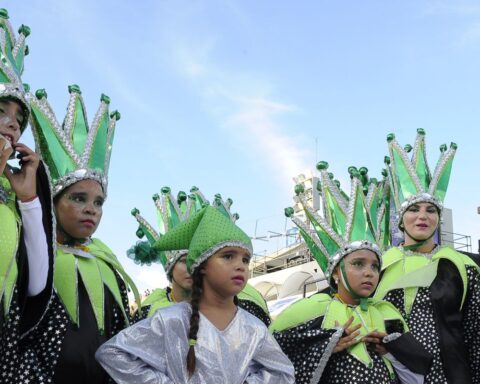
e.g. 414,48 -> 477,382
202,246 -> 251,298
171,255 -> 193,291
55,179 -> 105,241
333,249 -> 380,299
0,99 -> 25,145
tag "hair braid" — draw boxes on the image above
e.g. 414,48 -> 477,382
186,268 -> 203,377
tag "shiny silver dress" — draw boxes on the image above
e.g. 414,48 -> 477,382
96,302 -> 295,384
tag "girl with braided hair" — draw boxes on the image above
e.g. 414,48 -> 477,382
96,206 -> 295,383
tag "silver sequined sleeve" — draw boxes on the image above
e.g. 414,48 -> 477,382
245,328 -> 295,383
95,314 -> 175,384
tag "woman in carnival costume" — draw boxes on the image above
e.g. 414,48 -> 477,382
271,162 -> 432,384
19,85 -> 141,383
374,129 -> 480,383
0,9 -> 54,383
96,205 -> 294,383
129,186 -> 271,326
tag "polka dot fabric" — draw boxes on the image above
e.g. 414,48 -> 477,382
238,300 -> 271,327
384,265 -> 480,383
273,316 -> 398,383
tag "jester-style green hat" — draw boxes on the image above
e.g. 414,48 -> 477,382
154,205 -> 252,274
128,186 -> 210,279
27,85 -> 120,196
385,128 -> 456,226
0,8 -> 31,131
285,162 -> 382,287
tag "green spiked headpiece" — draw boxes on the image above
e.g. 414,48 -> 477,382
286,162 -> 381,287
128,186 -> 209,278
385,129 -> 456,226
154,205 -> 252,274
0,8 -> 31,131
27,85 -> 120,196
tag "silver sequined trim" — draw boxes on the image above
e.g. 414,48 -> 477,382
398,192 -> 442,224
53,169 -> 107,197
309,326 -> 344,384
189,240 -> 253,274
382,332 -> 401,344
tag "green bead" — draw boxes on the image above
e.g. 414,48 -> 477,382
152,193 -> 160,201
110,110 -> 121,120
177,191 -> 187,202
35,89 -> 47,99
100,94 -> 111,104
136,228 -> 145,239
316,180 -> 322,192
68,84 -> 82,94
0,9 -> 9,19
161,186 -> 171,194
226,198 -> 233,205
404,144 -> 412,152
417,128 -> 426,135
359,167 -> 368,175
334,180 -> 341,187
316,161 -> 329,171
450,142 -> 458,150
294,184 -> 305,195
381,168 -> 388,177
23,83 -> 30,92
440,144 -> 447,152
386,133 -> 395,142
25,45 -> 29,56
190,186 -> 199,192
214,193 -> 222,200
233,213 -> 240,220
348,166 -> 358,176
18,24 -> 31,37
284,207 -> 294,217
131,208 -> 139,216
328,172 -> 334,180
384,156 -> 390,164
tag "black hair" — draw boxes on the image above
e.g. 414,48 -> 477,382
186,267 -> 203,377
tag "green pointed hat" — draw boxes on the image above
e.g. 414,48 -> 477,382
154,205 -> 252,274
385,128 -> 456,225
0,8 -> 31,131
286,162 -> 381,286
27,85 -> 120,196
128,186 -> 208,279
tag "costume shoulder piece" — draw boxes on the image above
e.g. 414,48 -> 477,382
54,238 -> 141,333
142,288 -> 172,317
270,293 -> 331,332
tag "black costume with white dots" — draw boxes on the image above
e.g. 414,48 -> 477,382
17,272 -> 131,384
384,261 -> 480,383
273,316 -> 398,384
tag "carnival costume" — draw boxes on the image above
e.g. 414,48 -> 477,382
19,86 -> 141,384
271,163 -> 432,384
0,9 -> 54,383
374,129 -> 480,383
129,187 -> 271,326
97,205 -> 295,384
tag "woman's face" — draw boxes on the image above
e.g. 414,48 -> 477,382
333,249 -> 380,300
55,179 -> 105,241
171,255 -> 193,291
201,246 -> 251,298
402,202 -> 439,244
0,99 -> 25,145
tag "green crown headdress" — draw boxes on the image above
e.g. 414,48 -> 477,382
0,8 -> 31,130
27,85 -> 120,196
128,186 -> 209,278
286,162 -> 381,286
129,186 -> 242,276
385,128 -> 456,222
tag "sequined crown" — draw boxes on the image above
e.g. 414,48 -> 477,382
27,85 -> 120,196
0,8 -> 31,130
129,187 -> 240,277
285,161 -> 383,285
384,128 -> 456,221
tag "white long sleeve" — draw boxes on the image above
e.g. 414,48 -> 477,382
384,353 -> 424,384
18,197 -> 49,296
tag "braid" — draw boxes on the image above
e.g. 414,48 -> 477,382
186,268 -> 203,377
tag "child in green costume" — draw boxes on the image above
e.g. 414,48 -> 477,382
271,163 -> 432,384
19,86 -> 141,384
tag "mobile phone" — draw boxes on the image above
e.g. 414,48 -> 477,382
384,319 -> 404,335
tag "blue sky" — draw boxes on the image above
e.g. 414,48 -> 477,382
6,1 -> 480,291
